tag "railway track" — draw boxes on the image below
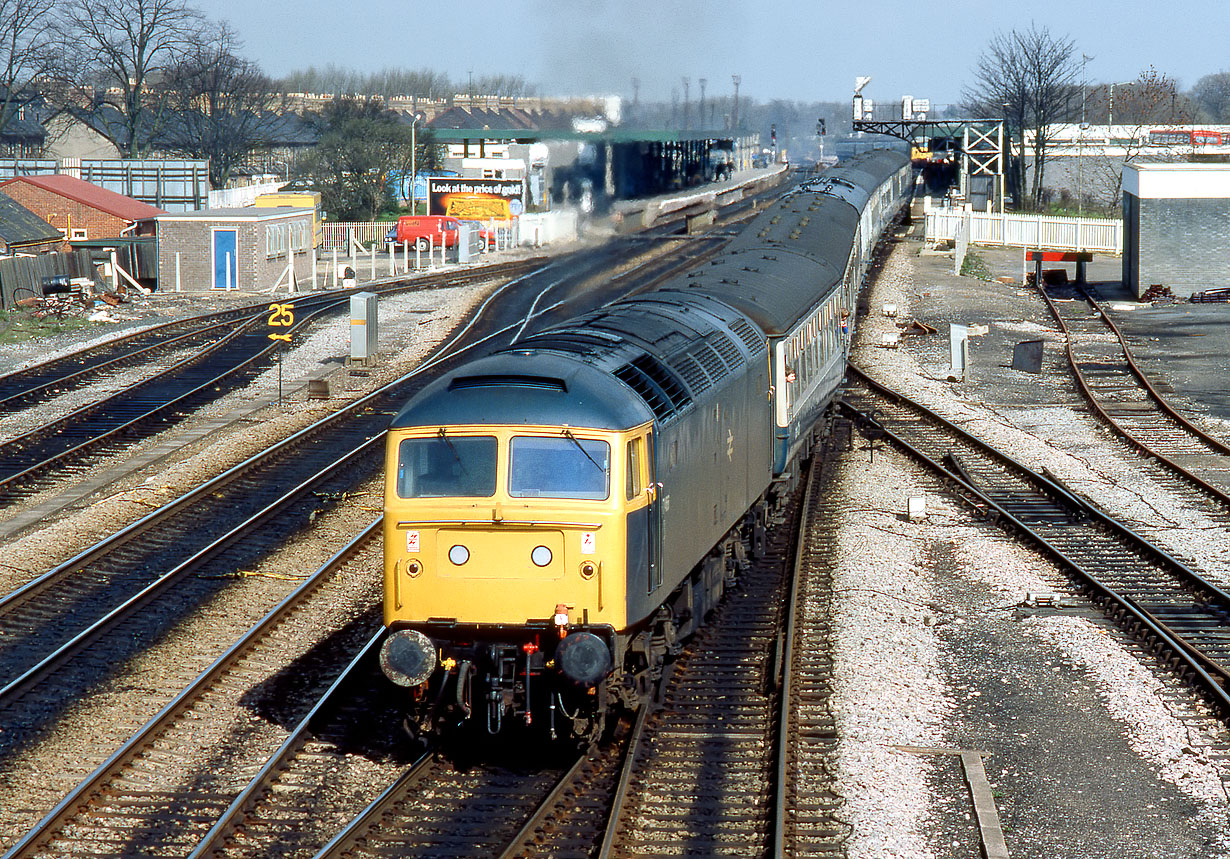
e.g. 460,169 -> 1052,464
1040,283 -> 1230,506
0,215 -> 753,850
0,303 -> 265,412
842,365 -> 1230,732
0,262 -> 540,506
3,523 -> 388,858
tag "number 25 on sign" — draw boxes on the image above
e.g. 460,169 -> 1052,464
267,303 -> 294,342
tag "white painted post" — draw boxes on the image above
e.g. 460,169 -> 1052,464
402,241 -> 408,273
370,244 -> 375,280
175,252 -> 181,292
387,241 -> 394,276
311,245 -> 317,290
414,242 -> 421,270
332,249 -> 338,288
225,251 -> 231,290
288,245 -> 296,293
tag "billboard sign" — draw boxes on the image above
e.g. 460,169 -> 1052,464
427,177 -> 525,219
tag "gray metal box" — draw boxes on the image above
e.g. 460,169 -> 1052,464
350,291 -> 378,362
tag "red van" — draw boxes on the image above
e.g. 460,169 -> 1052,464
389,215 -> 459,250
387,215 -> 496,251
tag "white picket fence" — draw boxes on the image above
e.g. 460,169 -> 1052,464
321,211 -> 579,252
925,209 -> 1123,253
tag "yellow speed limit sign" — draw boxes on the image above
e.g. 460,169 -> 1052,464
268,302 -> 294,342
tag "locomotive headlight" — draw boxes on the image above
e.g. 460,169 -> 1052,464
379,629 -> 437,688
448,545 -> 470,565
404,559 -> 422,577
580,561 -> 597,579
531,545 -> 552,567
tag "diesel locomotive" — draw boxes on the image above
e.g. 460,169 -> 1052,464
379,150 -> 913,741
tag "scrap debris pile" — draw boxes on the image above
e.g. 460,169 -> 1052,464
12,276 -> 134,322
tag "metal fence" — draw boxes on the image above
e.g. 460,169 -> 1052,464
0,158 -> 209,212
321,222 -> 396,252
925,209 -> 1123,253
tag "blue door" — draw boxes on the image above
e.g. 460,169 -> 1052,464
212,229 -> 238,290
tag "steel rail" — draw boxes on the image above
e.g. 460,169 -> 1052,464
185,628 -> 393,859
3,520 -> 383,858
772,448 -> 820,857
841,373 -> 1230,718
1038,284 -> 1230,507
0,432 -> 384,707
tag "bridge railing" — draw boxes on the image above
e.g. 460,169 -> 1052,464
925,209 -> 1123,254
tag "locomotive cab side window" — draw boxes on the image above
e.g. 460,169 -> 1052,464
510,435 -> 611,500
397,435 -> 497,498
626,436 -> 644,500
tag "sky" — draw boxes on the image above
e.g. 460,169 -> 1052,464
207,0 -> 1230,108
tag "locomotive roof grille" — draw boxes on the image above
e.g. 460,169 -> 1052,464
709,331 -> 742,367
729,318 -> 765,353
613,353 -> 691,421
670,352 -> 711,394
691,342 -> 728,381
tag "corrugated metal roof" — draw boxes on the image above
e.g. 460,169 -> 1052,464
0,174 -> 165,221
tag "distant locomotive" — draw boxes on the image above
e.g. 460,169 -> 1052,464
379,150 -> 913,742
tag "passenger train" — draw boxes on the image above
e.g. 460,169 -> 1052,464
379,149 -> 913,742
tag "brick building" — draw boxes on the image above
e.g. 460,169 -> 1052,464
0,174 -> 163,242
0,194 -> 63,254
1122,163 -> 1230,298
155,208 -> 313,292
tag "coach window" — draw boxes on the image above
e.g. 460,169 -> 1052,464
626,436 -> 644,500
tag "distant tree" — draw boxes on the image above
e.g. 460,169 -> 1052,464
964,24 -> 1080,210
1189,72 -> 1230,123
280,65 -> 458,100
297,96 -> 439,221
0,0 -> 57,140
1090,68 -> 1192,211
57,0 -> 204,156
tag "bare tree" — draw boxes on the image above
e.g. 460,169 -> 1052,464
0,0 -> 56,140
58,0 -> 204,156
1089,67 -> 1192,211
159,22 -> 272,189
1189,72 -> 1230,123
964,24 -> 1080,210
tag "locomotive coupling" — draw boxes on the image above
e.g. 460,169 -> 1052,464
379,629 -> 437,688
555,631 -> 614,688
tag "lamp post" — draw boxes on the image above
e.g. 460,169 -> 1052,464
410,112 -> 423,214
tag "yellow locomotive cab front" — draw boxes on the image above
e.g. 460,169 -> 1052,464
383,424 -> 636,631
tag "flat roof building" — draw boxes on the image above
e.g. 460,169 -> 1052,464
1122,162 -> 1230,298
156,207 -> 313,292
